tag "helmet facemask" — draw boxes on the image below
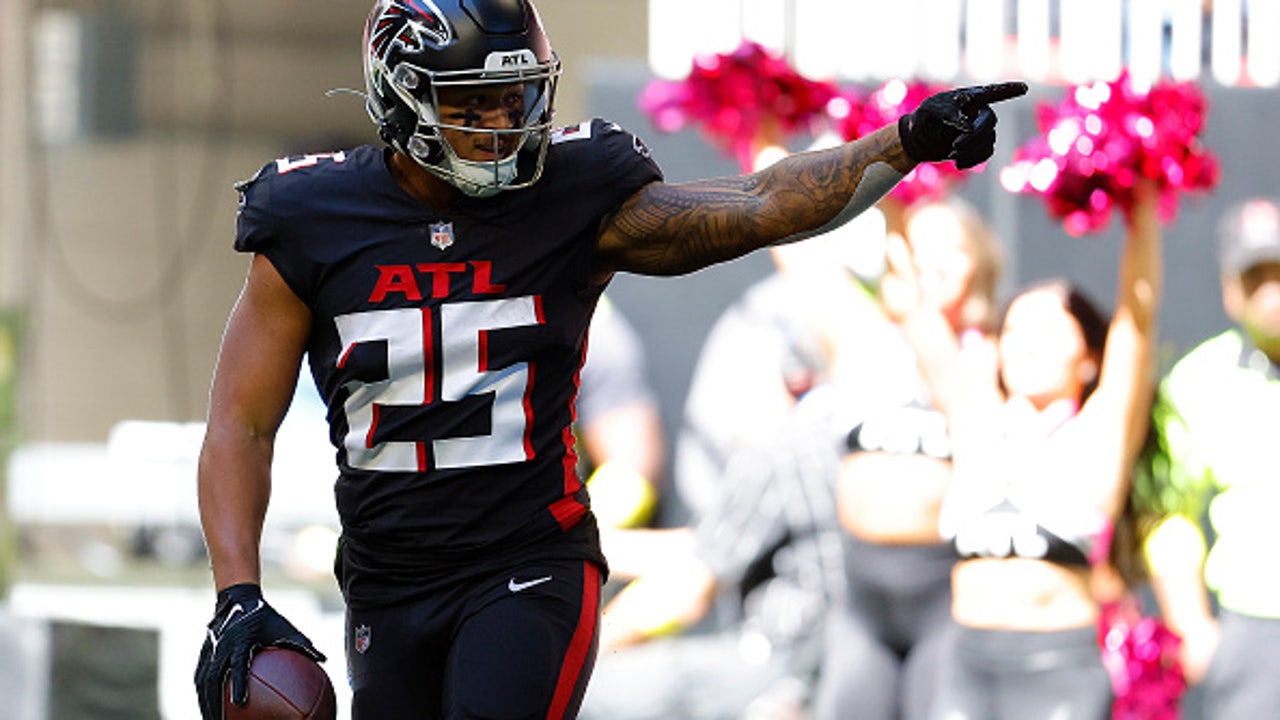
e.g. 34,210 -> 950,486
373,50 -> 560,197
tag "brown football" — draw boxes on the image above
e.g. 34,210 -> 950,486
224,647 -> 337,720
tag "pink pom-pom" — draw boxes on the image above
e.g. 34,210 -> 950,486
638,41 -> 839,172
1099,598 -> 1187,720
1002,73 -> 1219,236
832,79 -> 969,205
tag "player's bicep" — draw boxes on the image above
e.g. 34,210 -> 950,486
208,253 -> 312,438
591,181 -> 674,283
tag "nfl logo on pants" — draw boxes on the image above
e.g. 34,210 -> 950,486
355,625 -> 371,654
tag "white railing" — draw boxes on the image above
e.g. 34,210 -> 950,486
648,0 -> 1279,87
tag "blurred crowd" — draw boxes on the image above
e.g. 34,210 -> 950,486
576,191 -> 1280,720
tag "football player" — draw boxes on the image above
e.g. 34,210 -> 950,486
193,1 -> 1027,718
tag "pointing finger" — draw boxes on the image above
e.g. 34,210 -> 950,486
962,81 -> 1029,106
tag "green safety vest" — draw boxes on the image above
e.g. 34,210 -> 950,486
1152,329 -> 1280,618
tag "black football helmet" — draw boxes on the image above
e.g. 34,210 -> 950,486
362,0 -> 561,196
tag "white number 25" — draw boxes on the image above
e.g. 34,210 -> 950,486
333,297 -> 541,472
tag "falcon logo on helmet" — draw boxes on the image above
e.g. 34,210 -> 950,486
368,0 -> 454,62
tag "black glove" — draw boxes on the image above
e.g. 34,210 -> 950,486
194,583 -> 326,720
898,81 -> 1028,169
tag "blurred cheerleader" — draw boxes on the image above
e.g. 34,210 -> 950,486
885,184 -> 1162,720
812,196 -> 1003,720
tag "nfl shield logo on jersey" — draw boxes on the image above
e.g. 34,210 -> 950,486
430,221 -> 455,250
355,624 -> 372,654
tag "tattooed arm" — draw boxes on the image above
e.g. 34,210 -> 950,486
592,81 -> 1027,283
593,125 -> 912,282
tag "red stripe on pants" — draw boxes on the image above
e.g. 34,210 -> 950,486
545,562 -> 600,720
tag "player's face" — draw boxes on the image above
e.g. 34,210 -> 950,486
435,82 -> 527,161
998,289 -> 1091,407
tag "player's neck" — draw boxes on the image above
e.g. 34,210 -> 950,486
388,150 -> 458,210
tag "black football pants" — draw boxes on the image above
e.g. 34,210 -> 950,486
345,558 -> 602,720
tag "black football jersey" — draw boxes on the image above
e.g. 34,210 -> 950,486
234,119 -> 662,604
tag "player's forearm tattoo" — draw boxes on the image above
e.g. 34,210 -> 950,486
609,126 -> 914,276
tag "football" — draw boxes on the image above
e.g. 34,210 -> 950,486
224,647 -> 338,720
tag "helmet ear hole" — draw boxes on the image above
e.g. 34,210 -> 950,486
407,135 -> 444,164
377,103 -> 417,147
376,119 -> 399,147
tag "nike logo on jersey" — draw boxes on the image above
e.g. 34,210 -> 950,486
508,575 -> 553,593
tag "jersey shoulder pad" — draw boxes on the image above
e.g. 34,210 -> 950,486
551,119 -> 656,160
544,118 -> 662,190
241,149 -> 358,198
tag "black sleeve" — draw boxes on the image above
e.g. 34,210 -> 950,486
230,162 -> 316,305
592,118 -> 664,213
232,162 -> 278,255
